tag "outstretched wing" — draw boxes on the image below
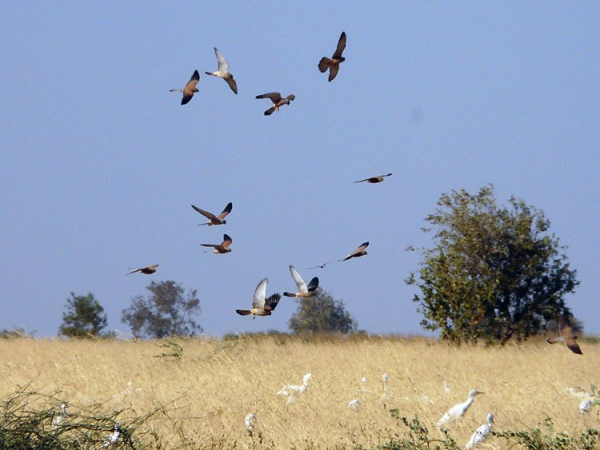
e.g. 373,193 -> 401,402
307,277 -> 319,292
264,293 -> 281,312
218,202 -> 233,219
225,77 -> 238,94
191,205 -> 217,220
222,234 -> 233,249
256,92 -> 283,103
289,265 -> 308,292
214,47 -> 229,73
332,32 -> 347,59
252,278 -> 268,309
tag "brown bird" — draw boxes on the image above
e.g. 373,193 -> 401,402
283,265 -> 319,298
354,173 -> 392,184
318,31 -> 347,82
205,47 -> 238,94
201,234 -> 233,254
547,315 -> 583,355
170,70 -> 200,105
339,242 -> 369,261
191,202 -> 232,226
126,264 -> 159,276
256,92 -> 295,116
236,278 -> 281,318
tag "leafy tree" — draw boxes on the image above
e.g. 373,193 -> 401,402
288,290 -> 357,334
406,185 -> 579,345
121,280 -> 202,339
58,292 -> 109,338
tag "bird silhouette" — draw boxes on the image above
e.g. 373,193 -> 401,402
318,31 -> 347,82
191,202 -> 232,226
201,234 -> 233,254
283,265 -> 319,298
236,278 -> 281,318
546,315 -> 583,355
256,92 -> 295,116
205,47 -> 238,94
126,264 -> 159,276
354,173 -> 392,184
339,242 -> 369,261
170,70 -> 200,105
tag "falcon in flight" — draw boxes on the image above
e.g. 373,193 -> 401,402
170,70 -> 200,105
201,234 -> 233,254
283,265 -> 319,298
205,47 -> 238,94
318,31 -> 347,82
256,92 -> 295,116
354,173 -> 392,184
236,278 -> 281,318
126,264 -> 159,276
191,202 -> 232,226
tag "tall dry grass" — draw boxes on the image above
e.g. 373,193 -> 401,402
0,335 -> 598,448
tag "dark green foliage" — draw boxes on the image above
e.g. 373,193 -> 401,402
58,292 -> 109,338
406,185 -> 579,345
121,280 -> 202,339
288,290 -> 357,335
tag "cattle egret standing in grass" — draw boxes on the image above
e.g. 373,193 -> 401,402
51,403 -> 69,429
283,265 -> 319,298
466,413 -> 494,449
278,373 -> 312,403
438,389 -> 484,427
380,373 -> 393,408
348,399 -> 361,411
103,422 -> 121,447
245,413 -> 257,434
205,47 -> 238,94
580,399 -> 593,414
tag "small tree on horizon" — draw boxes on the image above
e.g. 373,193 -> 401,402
121,280 -> 202,339
406,185 -> 579,345
59,292 -> 109,338
288,290 -> 357,335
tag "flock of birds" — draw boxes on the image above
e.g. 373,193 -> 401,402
126,31 -> 399,322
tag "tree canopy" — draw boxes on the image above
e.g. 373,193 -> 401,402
406,185 -> 579,345
288,290 -> 357,335
121,280 -> 202,339
58,292 -> 109,338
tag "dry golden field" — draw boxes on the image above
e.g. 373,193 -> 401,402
0,335 -> 598,449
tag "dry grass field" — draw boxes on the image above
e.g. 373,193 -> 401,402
0,335 -> 598,449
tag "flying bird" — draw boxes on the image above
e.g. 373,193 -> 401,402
126,264 -> 159,276
205,47 -> 238,94
256,92 -> 295,116
318,31 -> 347,82
170,70 -> 200,105
191,202 -> 232,226
283,265 -> 319,298
438,389 -> 485,427
546,315 -> 583,355
339,242 -> 369,261
354,173 -> 392,184
466,413 -> 494,449
236,278 -> 281,318
201,234 -> 233,254
309,260 -> 334,270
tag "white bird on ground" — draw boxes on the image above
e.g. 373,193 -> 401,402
348,399 -> 361,410
277,373 -> 312,403
580,399 -> 593,414
438,389 -> 485,427
380,373 -> 393,408
51,403 -> 69,429
103,422 -> 121,447
245,413 -> 257,434
465,413 -> 494,449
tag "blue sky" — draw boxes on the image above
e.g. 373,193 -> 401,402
1,2 -> 599,338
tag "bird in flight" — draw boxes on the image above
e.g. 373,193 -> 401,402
309,260 -> 334,270
170,70 -> 200,105
354,173 -> 392,184
339,242 -> 369,261
546,315 -> 583,355
201,234 -> 233,254
256,92 -> 295,116
126,264 -> 159,276
191,202 -> 232,226
205,47 -> 238,94
236,278 -> 281,318
283,265 -> 319,298
318,31 -> 347,82
438,389 -> 484,428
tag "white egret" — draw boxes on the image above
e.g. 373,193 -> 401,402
51,403 -> 69,429
580,399 -> 593,414
348,399 -> 361,410
102,422 -> 121,447
438,389 -> 484,427
278,373 -> 312,397
465,413 -> 494,449
245,413 -> 257,434
380,373 -> 393,408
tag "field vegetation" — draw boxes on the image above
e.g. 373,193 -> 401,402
0,334 -> 598,448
